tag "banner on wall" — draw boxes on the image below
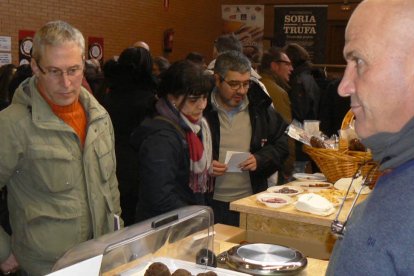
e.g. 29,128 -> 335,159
273,5 -> 327,64
221,5 -> 264,64
88,37 -> 104,63
19,30 -> 35,65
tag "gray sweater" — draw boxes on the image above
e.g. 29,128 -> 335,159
327,117 -> 414,275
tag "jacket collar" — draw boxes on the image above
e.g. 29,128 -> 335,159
14,76 -> 107,130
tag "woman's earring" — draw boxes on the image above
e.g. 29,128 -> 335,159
172,102 -> 177,108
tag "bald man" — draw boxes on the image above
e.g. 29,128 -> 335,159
133,40 -> 150,51
327,0 -> 414,274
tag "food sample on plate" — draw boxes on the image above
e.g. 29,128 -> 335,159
293,172 -> 327,181
294,181 -> 333,189
314,189 -> 349,205
307,182 -> 332,188
295,193 -> 336,216
256,193 -> 293,208
267,185 -> 303,196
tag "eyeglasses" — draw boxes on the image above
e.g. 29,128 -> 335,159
275,60 -> 292,66
36,61 -> 84,79
331,162 -> 379,239
221,78 -> 251,91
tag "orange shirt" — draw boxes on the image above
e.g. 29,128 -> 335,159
39,91 -> 87,146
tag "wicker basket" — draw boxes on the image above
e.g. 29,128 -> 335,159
303,110 -> 379,184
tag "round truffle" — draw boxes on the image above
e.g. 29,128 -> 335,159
144,262 -> 171,276
197,272 -> 217,276
171,268 -> 192,276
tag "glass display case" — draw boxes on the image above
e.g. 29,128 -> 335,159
51,206 -> 248,276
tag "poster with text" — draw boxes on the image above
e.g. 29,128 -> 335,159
0,53 -> 12,66
88,37 -> 104,63
222,5 -> 264,64
274,5 -> 327,64
19,30 -> 35,65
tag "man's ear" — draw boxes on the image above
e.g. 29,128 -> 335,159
270,61 -> 278,73
214,73 -> 221,87
30,58 -> 41,77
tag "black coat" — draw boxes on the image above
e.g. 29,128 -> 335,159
103,84 -> 156,225
289,63 -> 321,122
204,81 -> 289,194
130,115 -> 206,222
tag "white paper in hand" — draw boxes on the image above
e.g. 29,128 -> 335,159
225,151 -> 250,172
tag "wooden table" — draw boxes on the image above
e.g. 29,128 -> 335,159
230,182 -> 367,259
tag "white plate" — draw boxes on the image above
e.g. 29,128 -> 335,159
267,185 -> 304,196
293,173 -> 327,182
292,181 -> 333,190
256,193 -> 293,208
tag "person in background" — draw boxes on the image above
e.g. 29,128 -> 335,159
284,43 -> 321,174
326,0 -> 414,274
259,47 -> 295,184
84,58 -> 104,95
131,60 -> 214,222
103,47 -> 157,226
185,51 -> 207,70
152,56 -> 170,79
284,43 -> 320,122
133,40 -> 150,51
8,64 -> 33,102
0,64 -> 17,111
242,45 -> 261,71
204,50 -> 288,226
0,20 -> 122,276
318,78 -> 350,137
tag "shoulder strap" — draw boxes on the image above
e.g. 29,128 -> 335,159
154,115 -> 186,138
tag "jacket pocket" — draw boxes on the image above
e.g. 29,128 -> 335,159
26,144 -> 75,193
94,139 -> 115,182
21,205 -> 82,260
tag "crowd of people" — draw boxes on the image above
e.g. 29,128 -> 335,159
0,20 -> 345,276
2,0 -> 413,274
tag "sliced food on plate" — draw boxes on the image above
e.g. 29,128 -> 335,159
292,181 -> 333,189
293,172 -> 327,182
267,185 -> 304,196
313,189 -> 352,206
256,193 -> 293,208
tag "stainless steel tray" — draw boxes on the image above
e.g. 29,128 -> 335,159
217,243 -> 307,275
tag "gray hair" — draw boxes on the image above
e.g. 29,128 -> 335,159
32,20 -> 85,62
214,50 -> 251,78
214,34 -> 242,54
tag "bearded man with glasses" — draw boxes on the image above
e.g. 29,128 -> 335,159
0,21 -> 122,276
203,50 -> 288,226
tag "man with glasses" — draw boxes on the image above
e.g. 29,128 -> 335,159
327,0 -> 414,275
0,21 -> 122,276
204,50 -> 288,226
259,47 -> 295,184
